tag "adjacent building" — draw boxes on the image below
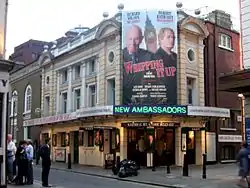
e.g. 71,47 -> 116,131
22,9 -> 232,167
219,0 -> 250,148
9,60 -> 42,143
204,10 -> 242,163
9,39 -> 49,65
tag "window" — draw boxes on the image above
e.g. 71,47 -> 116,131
89,85 -> 96,107
88,130 -> 94,147
31,53 -> 37,60
186,78 -> 194,105
220,146 -> 235,161
187,49 -> 195,62
107,79 -> 115,105
74,65 -> 81,79
11,91 -> 18,116
221,111 -> 234,128
62,92 -> 67,113
44,96 -> 50,116
108,51 -> 115,63
74,89 -> 81,110
219,34 -> 232,50
46,76 -> 50,85
24,85 -> 32,113
89,59 -> 96,74
62,70 -> 68,83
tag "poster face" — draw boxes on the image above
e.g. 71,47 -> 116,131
122,10 -> 178,105
0,0 -> 7,58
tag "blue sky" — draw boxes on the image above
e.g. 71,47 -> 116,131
6,0 -> 240,56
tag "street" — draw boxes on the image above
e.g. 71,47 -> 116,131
33,167 -> 162,188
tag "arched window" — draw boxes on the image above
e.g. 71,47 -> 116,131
24,85 -> 32,113
11,90 -> 18,116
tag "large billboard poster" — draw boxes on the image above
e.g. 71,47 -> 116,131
122,10 -> 178,105
0,0 -> 7,58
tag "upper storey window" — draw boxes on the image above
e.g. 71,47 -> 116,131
219,33 -> 233,50
24,85 -> 32,113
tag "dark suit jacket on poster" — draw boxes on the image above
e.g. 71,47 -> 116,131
154,47 -> 177,105
123,48 -> 155,104
40,144 -> 51,166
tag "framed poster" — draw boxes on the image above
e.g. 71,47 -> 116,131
55,148 -> 66,162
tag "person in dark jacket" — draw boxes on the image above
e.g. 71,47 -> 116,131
40,138 -> 51,187
236,141 -> 250,187
15,140 -> 28,185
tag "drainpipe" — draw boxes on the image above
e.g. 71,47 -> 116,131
213,11 -> 219,163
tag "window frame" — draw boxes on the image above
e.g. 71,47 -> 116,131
89,84 -> 96,107
73,88 -> 81,111
62,92 -> 68,113
11,90 -> 18,116
219,33 -> 233,50
24,85 -> 32,113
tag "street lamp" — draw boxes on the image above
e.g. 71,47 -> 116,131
238,93 -> 245,141
12,93 -> 17,140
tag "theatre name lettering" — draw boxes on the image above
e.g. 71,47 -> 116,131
113,105 -> 187,115
122,122 -> 180,127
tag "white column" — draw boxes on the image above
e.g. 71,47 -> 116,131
56,72 -> 60,114
67,67 -> 72,112
96,60 -> 100,104
23,127 -> 28,140
81,64 -> 86,108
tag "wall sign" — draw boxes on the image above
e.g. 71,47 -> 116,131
113,105 -> 187,115
55,148 -> 66,162
121,122 -> 180,127
187,106 -> 230,118
218,134 -> 242,143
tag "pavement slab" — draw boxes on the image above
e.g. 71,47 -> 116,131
33,162 -> 243,188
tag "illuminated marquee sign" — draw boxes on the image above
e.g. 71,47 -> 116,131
113,105 -> 187,115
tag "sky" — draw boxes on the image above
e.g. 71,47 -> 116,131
6,0 -> 240,57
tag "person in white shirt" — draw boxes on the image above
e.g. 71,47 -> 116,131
26,139 -> 34,184
7,134 -> 16,182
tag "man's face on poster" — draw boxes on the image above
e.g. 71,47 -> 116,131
149,135 -> 153,143
126,25 -> 143,54
160,30 -> 175,50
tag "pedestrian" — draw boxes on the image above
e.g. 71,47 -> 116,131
13,141 -> 17,177
40,138 -> 51,187
15,140 -> 28,185
7,134 -> 16,183
26,139 -> 34,185
236,141 -> 250,187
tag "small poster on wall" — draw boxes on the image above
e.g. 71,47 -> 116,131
55,149 -> 66,162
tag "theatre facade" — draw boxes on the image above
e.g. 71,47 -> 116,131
23,10 -> 230,167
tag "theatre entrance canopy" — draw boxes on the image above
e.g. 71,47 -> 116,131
219,69 -> 250,94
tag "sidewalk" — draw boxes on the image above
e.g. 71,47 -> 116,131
34,162 -> 241,188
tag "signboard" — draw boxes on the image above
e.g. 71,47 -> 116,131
218,134 -> 242,143
187,106 -> 230,118
122,10 -> 178,105
246,118 -> 250,145
23,113 -> 77,127
113,105 -> 187,115
76,106 -> 113,118
0,0 -> 7,58
121,121 -> 180,127
55,148 -> 66,162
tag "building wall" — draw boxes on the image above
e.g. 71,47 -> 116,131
9,62 -> 41,141
240,0 -> 250,69
204,21 -> 242,162
9,40 -> 49,65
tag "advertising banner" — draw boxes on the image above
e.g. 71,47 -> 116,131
246,118 -> 250,145
122,10 -> 178,105
0,0 -> 7,58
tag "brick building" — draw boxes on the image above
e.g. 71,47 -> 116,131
204,10 -> 242,163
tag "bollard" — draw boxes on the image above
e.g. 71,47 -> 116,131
116,156 -> 120,169
166,153 -> 171,174
182,154 -> 188,176
68,153 -> 71,169
152,153 -> 156,171
202,153 -> 207,179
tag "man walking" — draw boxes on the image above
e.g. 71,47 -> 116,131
7,134 -> 16,183
26,139 -> 34,185
40,138 -> 51,187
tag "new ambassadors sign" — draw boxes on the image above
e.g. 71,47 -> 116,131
113,105 -> 187,115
